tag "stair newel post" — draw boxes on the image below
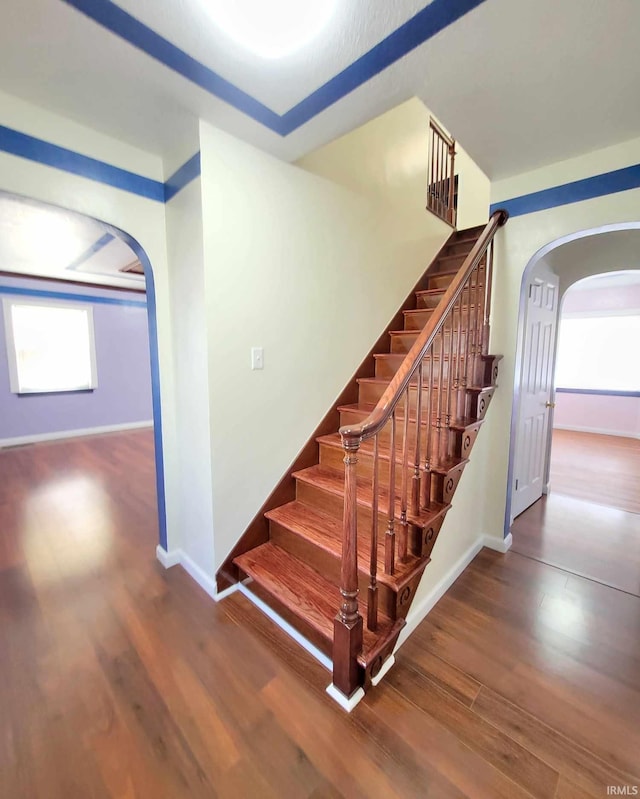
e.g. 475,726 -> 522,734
399,388 -> 411,563
384,412 -> 397,575
334,432 -> 364,699
368,434 -> 379,632
482,238 -> 495,357
448,140 -> 457,226
411,362 -> 424,518
421,354 -> 434,510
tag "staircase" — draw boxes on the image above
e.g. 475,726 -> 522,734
223,210 -> 508,707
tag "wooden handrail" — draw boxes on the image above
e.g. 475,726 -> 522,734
340,209 -> 509,447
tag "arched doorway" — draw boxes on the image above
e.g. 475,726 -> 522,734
506,224 -> 640,593
0,190 -> 167,549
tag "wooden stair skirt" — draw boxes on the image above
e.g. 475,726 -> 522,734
223,217 -> 505,705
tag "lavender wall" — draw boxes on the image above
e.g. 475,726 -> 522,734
0,275 -> 152,442
554,279 -> 640,439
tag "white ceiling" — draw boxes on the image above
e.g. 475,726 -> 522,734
0,0 -> 638,178
0,195 -> 143,290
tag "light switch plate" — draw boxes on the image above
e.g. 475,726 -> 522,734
251,347 -> 264,370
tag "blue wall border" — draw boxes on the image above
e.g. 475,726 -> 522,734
491,163 -> 640,218
0,283 -> 147,308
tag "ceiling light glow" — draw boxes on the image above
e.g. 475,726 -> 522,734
202,0 -> 338,59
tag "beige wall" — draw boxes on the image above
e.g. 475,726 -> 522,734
297,97 -> 491,233
199,119 -> 453,568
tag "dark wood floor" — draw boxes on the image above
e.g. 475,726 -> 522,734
1,431 -> 639,797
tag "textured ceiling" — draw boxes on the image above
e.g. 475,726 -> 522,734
0,0 -> 639,177
0,195 -> 143,289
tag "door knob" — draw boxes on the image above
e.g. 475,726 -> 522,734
545,401 -> 556,408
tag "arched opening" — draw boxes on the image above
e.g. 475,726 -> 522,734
0,190 -> 167,550
506,223 -> 640,593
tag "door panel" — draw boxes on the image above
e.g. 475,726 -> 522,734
512,270 -> 559,518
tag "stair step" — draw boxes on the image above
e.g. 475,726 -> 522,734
234,541 -> 396,659
389,328 -> 470,354
266,500 -> 430,592
374,352 -> 465,379
293,462 -> 450,526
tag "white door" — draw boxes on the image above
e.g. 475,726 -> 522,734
512,268 -> 559,519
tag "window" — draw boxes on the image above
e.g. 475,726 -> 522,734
555,314 -> 640,392
3,297 -> 98,394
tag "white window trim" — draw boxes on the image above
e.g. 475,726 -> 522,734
2,295 -> 99,394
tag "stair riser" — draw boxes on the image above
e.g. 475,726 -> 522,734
296,479 -> 408,534
428,274 -> 485,292
318,435 -> 461,507
375,356 -> 459,381
358,380 -> 446,409
404,310 -> 434,330
415,293 -> 446,310
445,241 -> 475,256
390,331 -> 471,355
269,520 -> 402,621
340,408 -> 449,455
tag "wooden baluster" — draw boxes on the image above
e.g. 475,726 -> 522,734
411,362 -> 424,517
441,311 -> 452,464
455,297 -> 463,419
471,263 -> 481,386
435,134 -> 442,217
462,273 -> 473,417
448,140 -> 456,225
368,435 -> 379,631
433,331 -> 445,468
384,412 -> 397,575
421,352 -> 434,509
483,239 -> 495,355
429,128 -> 435,212
333,435 -> 363,698
399,389 -> 410,563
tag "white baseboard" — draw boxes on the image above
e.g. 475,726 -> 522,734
396,537 -> 484,649
553,424 -> 640,440
0,420 -> 153,448
156,545 -> 181,568
326,683 -> 365,712
483,532 -> 513,553
155,545 -> 218,601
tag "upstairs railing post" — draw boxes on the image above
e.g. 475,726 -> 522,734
334,433 -> 364,698
448,140 -> 457,226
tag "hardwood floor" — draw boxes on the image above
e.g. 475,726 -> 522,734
549,429 -> 640,514
1,431 -> 639,797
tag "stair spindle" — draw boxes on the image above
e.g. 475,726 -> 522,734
368,435 -> 379,631
421,353 -> 434,510
399,389 -> 410,563
483,239 -> 495,354
411,362 -> 424,517
384,411 -> 397,575
441,311 -> 453,464
433,331 -> 445,469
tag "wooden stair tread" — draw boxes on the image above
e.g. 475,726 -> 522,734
234,542 -> 395,656
266,500 -> 429,590
293,463 -> 449,527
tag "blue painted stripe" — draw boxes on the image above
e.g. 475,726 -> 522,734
556,387 -> 640,397
0,284 -> 147,308
66,232 -> 115,271
280,0 -> 488,133
61,0 -> 283,133
491,163 -> 640,218
61,0 -> 487,136
165,152 -> 201,202
0,125 -> 165,201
